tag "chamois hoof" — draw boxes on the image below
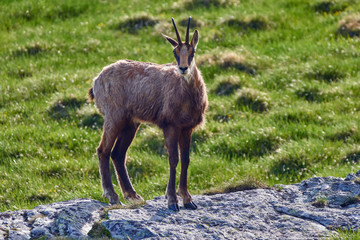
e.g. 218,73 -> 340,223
184,201 -> 198,210
104,193 -> 121,205
168,203 -> 180,212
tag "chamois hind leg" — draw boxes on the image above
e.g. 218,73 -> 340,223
97,117 -> 125,205
178,128 -> 197,210
163,125 -> 180,211
111,120 -> 143,202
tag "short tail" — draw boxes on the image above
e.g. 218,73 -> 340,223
88,87 -> 95,101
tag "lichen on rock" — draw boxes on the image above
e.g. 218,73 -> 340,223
1,171 -> 360,239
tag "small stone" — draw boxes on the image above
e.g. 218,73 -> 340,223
31,227 -> 46,238
345,173 -> 356,181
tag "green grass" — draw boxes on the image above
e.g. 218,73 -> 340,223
330,229 -> 360,240
1,0 -> 360,211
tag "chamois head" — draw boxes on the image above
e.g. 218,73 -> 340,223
162,17 -> 199,76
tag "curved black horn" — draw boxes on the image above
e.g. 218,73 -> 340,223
185,16 -> 191,44
172,17 -> 182,45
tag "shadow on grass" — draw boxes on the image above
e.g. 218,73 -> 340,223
337,15 -> 360,38
48,97 -> 86,120
225,17 -> 268,31
7,68 -> 32,79
213,133 -> 281,160
236,88 -> 270,113
295,87 -> 324,102
270,155 -> 312,182
80,113 -> 104,130
327,128 -> 357,142
26,193 -> 52,203
116,15 -> 159,34
198,52 -> 257,75
307,68 -> 345,83
342,151 -> 360,165
184,0 -> 228,9
13,43 -> 45,58
136,135 -> 166,156
213,77 -> 241,96
313,1 -> 348,13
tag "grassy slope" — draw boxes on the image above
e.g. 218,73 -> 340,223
0,0 -> 360,212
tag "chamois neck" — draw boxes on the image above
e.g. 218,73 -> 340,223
185,61 -> 200,85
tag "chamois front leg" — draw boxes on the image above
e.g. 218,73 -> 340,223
111,121 -> 143,202
163,126 -> 180,211
179,128 -> 197,210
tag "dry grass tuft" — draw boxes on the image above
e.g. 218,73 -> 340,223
203,176 -> 268,195
311,197 -> 328,208
88,222 -> 111,239
295,86 -> 324,102
314,1 -> 348,14
153,21 -> 172,36
117,14 -> 159,33
179,17 -> 204,28
338,15 -> 360,38
178,0 -> 239,9
213,75 -> 241,96
105,200 -> 146,211
198,51 -> 256,75
236,88 -> 270,113
340,195 -> 360,207
225,16 -> 269,31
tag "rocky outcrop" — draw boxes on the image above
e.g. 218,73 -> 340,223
1,171 -> 360,239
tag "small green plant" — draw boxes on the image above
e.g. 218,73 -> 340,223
329,228 -> 360,240
274,185 -> 284,191
203,176 -> 268,195
88,222 -> 111,239
311,197 -> 328,208
340,196 -> 360,207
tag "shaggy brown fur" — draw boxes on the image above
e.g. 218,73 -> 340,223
89,17 -> 208,211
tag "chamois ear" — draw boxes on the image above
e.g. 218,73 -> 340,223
161,33 -> 178,48
190,30 -> 199,50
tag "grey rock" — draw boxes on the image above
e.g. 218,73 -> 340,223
1,171 -> 360,239
0,198 -> 107,240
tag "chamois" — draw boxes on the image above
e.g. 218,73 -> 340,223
89,17 -> 208,211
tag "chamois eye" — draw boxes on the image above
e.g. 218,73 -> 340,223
173,49 -> 180,63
